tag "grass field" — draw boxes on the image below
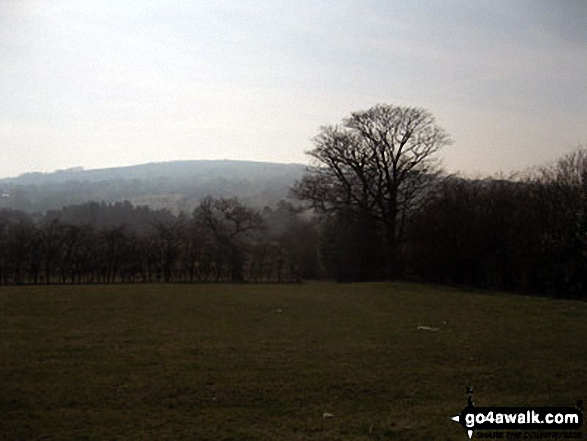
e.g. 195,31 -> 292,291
0,282 -> 585,440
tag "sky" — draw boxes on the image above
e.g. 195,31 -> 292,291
1,0 -> 586,178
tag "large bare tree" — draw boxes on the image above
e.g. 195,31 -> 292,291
294,104 -> 451,280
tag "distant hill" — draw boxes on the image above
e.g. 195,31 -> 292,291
0,160 -> 308,213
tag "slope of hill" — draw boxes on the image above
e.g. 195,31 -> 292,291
0,160 -> 308,213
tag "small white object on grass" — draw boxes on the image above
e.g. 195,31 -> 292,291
275,309 -> 283,313
417,325 -> 440,332
322,412 -> 335,418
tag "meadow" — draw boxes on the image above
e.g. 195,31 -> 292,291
0,283 -> 585,440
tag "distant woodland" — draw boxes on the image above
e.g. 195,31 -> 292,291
1,106 -> 586,300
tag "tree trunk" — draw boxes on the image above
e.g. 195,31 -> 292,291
385,206 -> 400,281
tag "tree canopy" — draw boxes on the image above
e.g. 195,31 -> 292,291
294,103 -> 451,279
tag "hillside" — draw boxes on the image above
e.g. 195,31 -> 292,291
0,160 -> 307,213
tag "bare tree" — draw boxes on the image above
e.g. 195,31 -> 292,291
40,219 -> 66,284
194,197 -> 265,282
532,147 -> 587,297
153,219 -> 185,283
5,219 -> 36,285
294,104 -> 451,280
99,226 -> 126,283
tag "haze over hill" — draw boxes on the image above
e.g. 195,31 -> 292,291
0,160 -> 307,213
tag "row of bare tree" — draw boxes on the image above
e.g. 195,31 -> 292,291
408,149 -> 587,298
305,148 -> 587,298
291,103 -> 586,298
0,197 -> 320,285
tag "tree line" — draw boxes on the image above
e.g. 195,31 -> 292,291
294,104 -> 587,299
408,151 -> 587,298
0,199 -> 319,285
1,103 -> 585,300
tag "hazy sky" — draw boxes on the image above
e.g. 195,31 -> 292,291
1,0 -> 586,178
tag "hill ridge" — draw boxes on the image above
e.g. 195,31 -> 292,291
0,160 -> 307,213
1,159 -> 307,185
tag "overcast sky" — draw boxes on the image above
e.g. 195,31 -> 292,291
1,0 -> 586,178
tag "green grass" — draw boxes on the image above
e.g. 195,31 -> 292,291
0,282 -> 585,440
